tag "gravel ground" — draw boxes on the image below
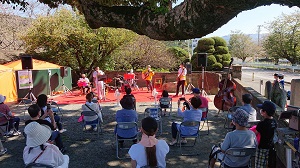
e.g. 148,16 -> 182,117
0,95 -> 228,168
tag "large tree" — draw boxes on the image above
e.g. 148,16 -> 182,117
229,30 -> 261,62
263,11 -> 300,65
20,9 -> 137,77
1,0 -> 300,40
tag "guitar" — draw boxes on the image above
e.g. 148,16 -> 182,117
142,71 -> 150,80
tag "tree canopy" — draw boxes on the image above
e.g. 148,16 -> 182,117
2,0 -> 300,40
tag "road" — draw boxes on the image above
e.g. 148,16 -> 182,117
241,67 -> 300,95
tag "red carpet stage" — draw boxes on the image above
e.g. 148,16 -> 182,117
50,89 -> 210,105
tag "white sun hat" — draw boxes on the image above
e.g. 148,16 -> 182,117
24,122 -> 51,147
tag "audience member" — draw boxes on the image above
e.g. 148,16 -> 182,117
25,104 -> 65,152
122,87 -> 136,110
209,109 -> 257,168
23,122 -> 69,167
239,94 -> 257,121
129,117 -> 169,168
81,93 -> 103,131
184,88 -> 208,110
115,96 -> 138,147
37,94 -> 63,131
169,97 -> 202,145
255,101 -> 277,168
0,94 -> 21,136
278,73 -> 285,89
159,90 -> 171,116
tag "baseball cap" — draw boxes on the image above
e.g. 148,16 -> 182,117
232,108 -> 249,127
257,101 -> 276,116
192,88 -> 200,94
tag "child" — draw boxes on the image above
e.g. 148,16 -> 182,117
255,101 -> 277,168
159,90 -> 170,116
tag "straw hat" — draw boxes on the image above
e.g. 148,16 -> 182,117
24,122 -> 51,147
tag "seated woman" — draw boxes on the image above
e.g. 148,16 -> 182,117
159,90 -> 171,116
81,93 -> 103,131
129,117 -> 169,168
0,94 -> 21,136
77,73 -> 91,94
169,97 -> 203,145
37,94 -> 63,131
209,109 -> 257,168
115,96 -> 138,147
23,122 -> 69,168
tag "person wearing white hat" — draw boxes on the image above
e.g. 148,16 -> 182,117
23,122 -> 69,168
0,94 -> 21,136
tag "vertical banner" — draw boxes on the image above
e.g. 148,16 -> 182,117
18,70 -> 33,89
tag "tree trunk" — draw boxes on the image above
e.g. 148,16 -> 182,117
76,0 -> 300,40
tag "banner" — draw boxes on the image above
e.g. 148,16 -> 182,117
18,70 -> 33,89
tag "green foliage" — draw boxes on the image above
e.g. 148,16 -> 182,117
195,36 -> 231,71
222,53 -> 231,61
167,46 -> 189,61
211,62 -> 223,70
215,55 -> 223,62
214,46 -> 229,55
223,61 -> 231,67
212,36 -> 227,46
263,12 -> 300,65
20,9 -> 137,76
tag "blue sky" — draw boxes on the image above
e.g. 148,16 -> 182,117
175,1 -> 299,37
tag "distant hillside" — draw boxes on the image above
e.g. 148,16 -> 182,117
221,33 -> 268,44
0,14 -> 32,63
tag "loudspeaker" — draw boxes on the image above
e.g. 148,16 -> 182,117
21,56 -> 33,69
186,64 -> 192,74
60,67 -> 68,78
197,53 -> 207,67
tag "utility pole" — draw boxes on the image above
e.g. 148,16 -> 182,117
257,25 -> 262,46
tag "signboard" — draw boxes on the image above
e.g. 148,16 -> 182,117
18,70 -> 33,89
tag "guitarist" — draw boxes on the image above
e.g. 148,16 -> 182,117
142,65 -> 155,93
174,63 -> 187,97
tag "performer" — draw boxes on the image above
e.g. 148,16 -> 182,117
92,67 -> 105,100
77,73 -> 91,94
174,63 -> 187,97
127,69 -> 139,90
142,65 -> 154,93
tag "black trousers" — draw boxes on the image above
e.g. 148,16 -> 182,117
176,80 -> 185,95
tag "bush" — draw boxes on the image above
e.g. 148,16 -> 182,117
222,54 -> 231,61
207,55 -> 217,66
198,38 -> 215,47
198,45 -> 214,52
212,62 -> 223,70
223,61 -> 231,67
214,46 -> 229,55
212,36 -> 227,46
215,55 -> 223,62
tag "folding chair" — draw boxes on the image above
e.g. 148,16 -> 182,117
199,107 -> 209,135
0,113 -> 10,141
219,147 -> 256,168
115,122 -> 138,159
159,97 -> 172,116
177,121 -> 201,156
224,106 -> 240,129
144,107 -> 163,135
81,111 -> 102,137
25,163 -> 54,168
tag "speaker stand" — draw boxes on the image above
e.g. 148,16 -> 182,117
200,66 -> 208,97
59,77 -> 72,96
184,74 -> 195,94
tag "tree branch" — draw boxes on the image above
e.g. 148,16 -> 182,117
76,0 -> 300,40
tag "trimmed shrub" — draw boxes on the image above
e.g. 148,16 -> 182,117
223,60 -> 231,67
207,55 -> 217,66
222,53 -> 231,61
198,45 -> 214,51
215,46 -> 229,55
215,54 -> 223,62
212,36 -> 227,46
212,62 -> 223,70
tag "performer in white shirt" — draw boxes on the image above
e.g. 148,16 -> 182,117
92,67 -> 105,100
77,74 -> 91,94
